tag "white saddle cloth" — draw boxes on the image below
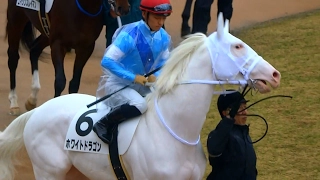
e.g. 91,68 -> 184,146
64,105 -> 140,155
16,0 -> 54,13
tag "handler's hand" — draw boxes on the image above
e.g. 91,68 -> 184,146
147,74 -> 156,83
134,75 -> 147,85
110,9 -> 117,18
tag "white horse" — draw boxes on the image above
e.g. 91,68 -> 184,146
0,14 -> 281,180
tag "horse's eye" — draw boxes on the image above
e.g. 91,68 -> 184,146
235,44 -> 243,49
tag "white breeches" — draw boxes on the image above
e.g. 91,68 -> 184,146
101,82 -> 150,114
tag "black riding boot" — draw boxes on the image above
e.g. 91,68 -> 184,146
93,104 -> 142,144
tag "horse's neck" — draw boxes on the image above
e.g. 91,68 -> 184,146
157,86 -> 213,142
156,48 -> 215,144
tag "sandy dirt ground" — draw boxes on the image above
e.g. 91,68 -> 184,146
0,0 -> 320,179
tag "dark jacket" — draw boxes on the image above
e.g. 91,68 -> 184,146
103,0 -> 142,47
207,118 -> 257,180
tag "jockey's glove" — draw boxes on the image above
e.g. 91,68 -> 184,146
134,75 -> 147,85
147,74 -> 156,83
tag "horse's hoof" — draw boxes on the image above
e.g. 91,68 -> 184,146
25,100 -> 37,111
9,107 -> 20,116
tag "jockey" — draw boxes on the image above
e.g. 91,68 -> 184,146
93,0 -> 172,144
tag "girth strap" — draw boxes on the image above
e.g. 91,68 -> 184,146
38,0 -> 50,37
108,124 -> 129,180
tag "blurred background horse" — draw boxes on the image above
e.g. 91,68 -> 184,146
6,0 -> 130,115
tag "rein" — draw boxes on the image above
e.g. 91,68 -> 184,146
154,79 -> 253,146
239,86 -> 293,143
154,76 -> 259,146
179,79 -> 248,94
246,114 -> 268,144
155,81 -> 292,146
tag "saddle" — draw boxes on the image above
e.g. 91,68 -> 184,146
65,105 -> 140,180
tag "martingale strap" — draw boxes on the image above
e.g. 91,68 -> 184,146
108,125 -> 130,180
38,0 -> 50,37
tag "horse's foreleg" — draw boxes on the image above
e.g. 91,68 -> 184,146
6,10 -> 30,115
69,43 -> 95,93
182,0 -> 193,24
50,40 -> 67,97
7,30 -> 21,116
181,0 -> 193,36
25,35 -> 50,111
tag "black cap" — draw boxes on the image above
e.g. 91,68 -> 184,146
217,90 -> 249,116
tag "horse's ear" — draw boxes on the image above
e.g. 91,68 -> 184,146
217,12 -> 225,39
224,19 -> 230,32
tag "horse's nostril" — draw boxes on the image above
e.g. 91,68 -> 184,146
273,71 -> 281,82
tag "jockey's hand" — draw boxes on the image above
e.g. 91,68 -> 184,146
134,75 -> 147,85
147,74 -> 156,83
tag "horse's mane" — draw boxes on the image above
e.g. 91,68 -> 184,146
146,33 -> 208,103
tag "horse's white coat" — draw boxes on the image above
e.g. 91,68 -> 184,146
0,13 -> 280,180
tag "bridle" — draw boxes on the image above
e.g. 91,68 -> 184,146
155,82 -> 292,146
154,38 -> 277,146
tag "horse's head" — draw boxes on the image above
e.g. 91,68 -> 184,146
109,0 -> 130,15
206,13 -> 281,93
